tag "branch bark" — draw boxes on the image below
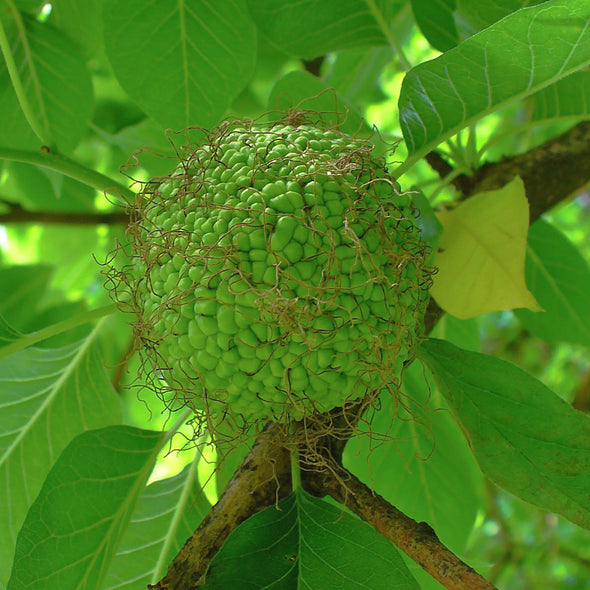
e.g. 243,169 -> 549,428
469,120 -> 590,223
150,424 -> 291,590
305,464 -> 498,590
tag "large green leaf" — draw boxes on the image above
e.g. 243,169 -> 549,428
104,458 -> 211,589
430,314 -> 480,352
325,47 -> 391,105
344,361 -> 482,554
267,70 -> 366,135
246,0 -> 399,58
515,218 -> 590,346
0,265 -> 53,330
7,426 -> 162,590
103,0 -> 257,130
0,329 -> 121,589
203,488 -> 419,589
398,0 -> 590,170
0,12 -> 93,152
0,161 -> 96,212
455,0 -> 547,36
0,316 -> 20,346
11,0 -> 43,14
49,0 -> 103,59
411,0 -> 458,52
531,70 -> 590,122
419,338 -> 590,530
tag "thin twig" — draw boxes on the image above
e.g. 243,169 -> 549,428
0,201 -> 129,225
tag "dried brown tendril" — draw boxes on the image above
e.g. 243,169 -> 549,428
105,112 -> 433,436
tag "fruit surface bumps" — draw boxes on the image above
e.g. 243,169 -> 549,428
126,121 -> 430,422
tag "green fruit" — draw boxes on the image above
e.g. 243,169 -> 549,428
118,118 -> 431,423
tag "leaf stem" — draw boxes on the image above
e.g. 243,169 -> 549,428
0,146 -> 135,202
0,303 -> 118,360
364,0 -> 412,71
429,166 -> 470,201
0,2 -> 50,146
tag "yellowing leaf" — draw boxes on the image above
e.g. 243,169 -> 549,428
431,177 -> 541,319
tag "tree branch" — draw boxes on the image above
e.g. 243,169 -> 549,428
469,120 -> 590,223
0,200 -> 129,225
153,402 -> 497,590
150,424 -> 292,590
304,463 -> 498,590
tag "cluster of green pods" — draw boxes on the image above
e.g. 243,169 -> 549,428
128,122 -> 430,422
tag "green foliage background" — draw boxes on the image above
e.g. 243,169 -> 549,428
1,1 -> 590,589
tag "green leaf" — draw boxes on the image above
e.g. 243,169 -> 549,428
0,14 -> 93,152
49,0 -> 103,59
11,0 -> 44,14
267,70 -> 366,136
325,47 -> 391,105
344,361 -> 482,553
455,0 -> 546,36
531,70 -> 590,122
20,300 -> 90,347
398,0 -> 590,171
411,0 -> 459,52
419,338 -> 590,531
0,265 -> 53,330
0,305 -> 117,360
431,314 -> 480,352
103,0 -> 257,130
431,177 -> 540,319
410,189 -> 443,255
7,426 -> 162,590
0,330 -> 122,589
246,0 -> 400,58
104,459 -> 211,589
0,316 -> 21,346
1,161 -> 96,212
515,218 -> 590,346
108,118 -> 179,178
203,488 -> 419,589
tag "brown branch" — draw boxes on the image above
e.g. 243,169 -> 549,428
0,201 -> 129,225
467,120 -> 590,223
150,424 -> 291,590
153,405 -> 495,590
303,56 -> 324,77
572,368 -> 590,412
303,463 -> 498,590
